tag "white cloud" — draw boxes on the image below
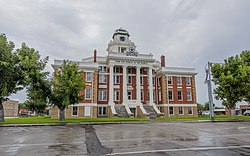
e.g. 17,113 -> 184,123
1,0 -> 249,106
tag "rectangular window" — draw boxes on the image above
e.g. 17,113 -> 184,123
177,91 -> 182,101
128,68 -> 132,74
140,76 -> 143,84
177,76 -> 182,85
153,77 -> 155,85
84,106 -> 91,116
169,107 -> 174,115
188,107 -> 193,115
98,107 -> 107,116
179,107 -> 183,115
85,88 -> 91,99
187,91 -> 192,101
128,91 -> 132,100
157,78 -> 160,85
128,76 -> 132,84
153,91 -> 155,101
186,77 -> 191,86
114,67 -> 120,73
167,76 -> 172,85
99,66 -> 107,72
140,68 -> 143,74
86,72 -> 92,82
114,90 -> 120,101
114,75 -> 120,84
141,91 -> 144,101
99,74 -> 107,83
98,90 -> 107,101
168,90 -> 173,101
72,106 -> 78,116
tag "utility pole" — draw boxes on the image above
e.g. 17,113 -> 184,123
205,62 -> 215,120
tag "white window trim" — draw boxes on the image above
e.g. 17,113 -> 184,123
98,106 -> 107,116
167,76 -> 173,85
186,77 -> 191,86
98,90 -> 107,101
114,90 -> 120,101
188,106 -> 193,115
169,106 -> 174,115
140,76 -> 143,85
187,90 -> 192,101
128,68 -> 132,74
99,66 -> 107,73
177,91 -> 183,101
141,91 -> 144,101
168,90 -> 174,101
177,76 -> 182,85
127,91 -> 132,100
114,67 -> 120,73
128,75 -> 132,84
85,88 -> 91,100
99,74 -> 107,83
86,72 -> 93,82
179,107 -> 184,115
71,106 -> 78,116
114,75 -> 120,84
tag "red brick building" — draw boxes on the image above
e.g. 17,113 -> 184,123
51,28 -> 198,118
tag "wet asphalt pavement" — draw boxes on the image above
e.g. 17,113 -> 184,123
0,122 -> 250,156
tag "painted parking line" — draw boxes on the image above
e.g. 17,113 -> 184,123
107,145 -> 250,155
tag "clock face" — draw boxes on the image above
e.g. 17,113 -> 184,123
129,47 -> 135,52
119,36 -> 125,41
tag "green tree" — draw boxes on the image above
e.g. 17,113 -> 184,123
211,51 -> 250,118
18,43 -> 51,115
51,60 -> 85,121
0,34 -> 24,122
0,34 -> 50,122
240,51 -> 250,104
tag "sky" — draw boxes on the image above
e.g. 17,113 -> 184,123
1,0 -> 250,106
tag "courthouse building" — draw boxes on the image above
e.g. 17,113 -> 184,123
51,28 -> 198,118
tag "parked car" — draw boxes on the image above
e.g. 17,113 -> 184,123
243,110 -> 250,116
202,111 -> 210,115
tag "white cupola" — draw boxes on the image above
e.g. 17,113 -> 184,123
106,28 -> 136,53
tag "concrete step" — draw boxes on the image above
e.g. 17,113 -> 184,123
143,106 -> 157,119
115,105 -> 129,118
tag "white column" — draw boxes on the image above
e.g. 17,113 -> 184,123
122,65 -> 127,105
109,64 -> 114,105
136,66 -> 141,104
149,67 -> 154,105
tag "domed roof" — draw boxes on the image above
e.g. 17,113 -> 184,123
112,27 -> 130,39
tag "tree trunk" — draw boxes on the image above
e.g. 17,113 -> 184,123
231,109 -> 236,119
59,107 -> 65,121
0,101 -> 5,122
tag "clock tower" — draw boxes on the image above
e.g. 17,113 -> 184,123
107,28 -> 136,53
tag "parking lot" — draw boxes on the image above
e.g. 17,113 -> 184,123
1,121 -> 250,155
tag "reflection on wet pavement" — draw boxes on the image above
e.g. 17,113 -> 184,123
0,122 -> 250,155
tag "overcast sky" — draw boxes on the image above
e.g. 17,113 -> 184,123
1,0 -> 250,106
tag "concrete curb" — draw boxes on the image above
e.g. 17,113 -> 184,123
0,121 -> 150,127
1,119 -> 250,127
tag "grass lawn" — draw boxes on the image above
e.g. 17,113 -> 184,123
1,115 -> 250,125
0,116 -> 149,125
157,115 -> 250,121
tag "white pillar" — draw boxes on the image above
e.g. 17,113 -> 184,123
136,66 -> 141,104
149,67 -> 154,105
122,65 -> 127,105
109,64 -> 114,105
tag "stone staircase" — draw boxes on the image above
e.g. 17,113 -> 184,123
143,105 -> 157,119
115,105 -> 129,118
